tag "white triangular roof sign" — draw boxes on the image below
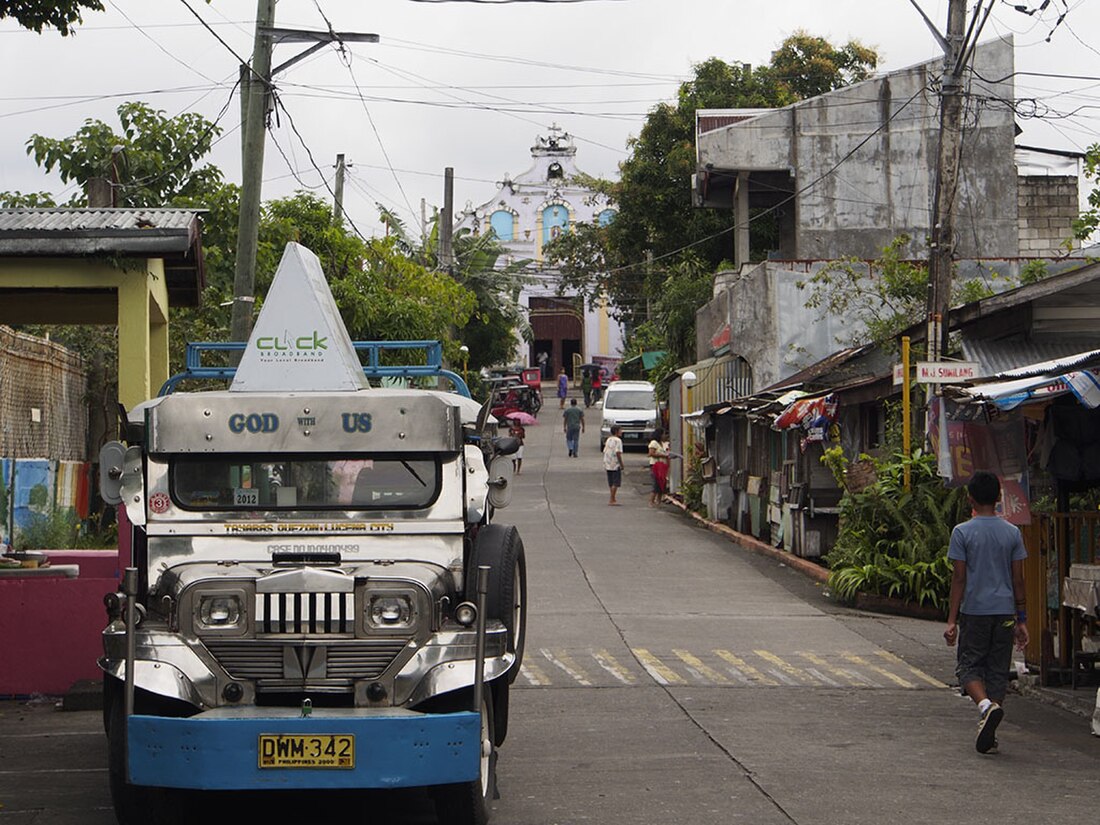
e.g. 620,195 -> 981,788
230,242 -> 368,392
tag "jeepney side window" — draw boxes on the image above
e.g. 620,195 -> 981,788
170,455 -> 440,510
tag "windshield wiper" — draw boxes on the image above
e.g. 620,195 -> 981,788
401,461 -> 428,487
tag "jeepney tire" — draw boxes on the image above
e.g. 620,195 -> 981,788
467,525 -> 527,684
107,696 -> 185,825
490,677 -> 509,746
432,692 -> 496,825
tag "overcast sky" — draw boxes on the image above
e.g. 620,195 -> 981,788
2,0 -> 1098,240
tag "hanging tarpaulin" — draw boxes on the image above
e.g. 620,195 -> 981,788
1064,370 -> 1100,408
773,393 -> 838,443
928,398 -> 1031,525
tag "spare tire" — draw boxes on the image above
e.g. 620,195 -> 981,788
467,524 -> 527,682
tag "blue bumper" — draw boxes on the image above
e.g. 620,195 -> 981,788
127,709 -> 481,790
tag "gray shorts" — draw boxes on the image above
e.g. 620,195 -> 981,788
956,613 -> 1016,701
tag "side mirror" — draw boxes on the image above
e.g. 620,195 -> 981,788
99,441 -> 126,505
492,436 -> 521,456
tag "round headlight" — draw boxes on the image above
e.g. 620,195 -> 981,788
454,601 -> 477,627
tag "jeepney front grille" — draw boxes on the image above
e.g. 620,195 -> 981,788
203,640 -> 408,681
255,592 -> 355,634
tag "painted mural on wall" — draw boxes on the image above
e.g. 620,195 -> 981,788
0,458 -> 91,546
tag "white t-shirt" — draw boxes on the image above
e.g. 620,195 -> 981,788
602,436 -> 623,470
648,440 -> 669,466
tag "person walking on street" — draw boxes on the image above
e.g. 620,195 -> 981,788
563,398 -> 585,457
647,427 -> 670,507
944,470 -> 1029,754
581,369 -> 593,407
603,425 -> 624,505
557,368 -> 569,409
507,417 -> 526,475
591,368 -> 602,404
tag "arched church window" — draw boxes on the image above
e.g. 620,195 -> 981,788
490,210 -> 514,241
542,204 -> 569,245
597,208 -> 617,227
547,162 -> 564,180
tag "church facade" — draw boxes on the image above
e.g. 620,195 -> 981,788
456,127 -> 624,377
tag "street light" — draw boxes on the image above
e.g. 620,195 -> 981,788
682,370 -> 697,415
459,345 -> 469,387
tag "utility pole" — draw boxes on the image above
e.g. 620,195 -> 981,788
333,153 -> 347,224
915,0 -> 991,363
231,0 -> 276,345
230,9 -> 379,342
440,167 -> 454,274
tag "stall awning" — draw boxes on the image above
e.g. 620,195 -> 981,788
947,347 -> 1100,411
955,370 -> 1100,410
774,393 -> 837,430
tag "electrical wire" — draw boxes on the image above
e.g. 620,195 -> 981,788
270,93 -> 369,242
107,1 -> 222,85
337,47 -> 421,233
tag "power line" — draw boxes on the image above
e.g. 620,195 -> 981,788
107,1 -> 222,85
338,47 -> 421,232
271,93 -> 369,243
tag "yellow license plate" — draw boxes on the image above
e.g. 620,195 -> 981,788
258,734 -> 355,769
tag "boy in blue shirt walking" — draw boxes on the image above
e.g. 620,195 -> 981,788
944,471 -> 1029,754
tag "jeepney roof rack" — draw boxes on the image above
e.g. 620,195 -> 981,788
159,339 -> 471,398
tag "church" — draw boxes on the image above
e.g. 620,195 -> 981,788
456,127 -> 624,378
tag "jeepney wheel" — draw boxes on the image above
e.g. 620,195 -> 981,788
432,692 -> 496,825
467,524 -> 527,683
107,694 -> 184,825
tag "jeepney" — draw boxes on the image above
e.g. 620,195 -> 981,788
98,243 -> 525,825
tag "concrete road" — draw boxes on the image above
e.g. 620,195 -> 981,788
2,401 -> 1098,823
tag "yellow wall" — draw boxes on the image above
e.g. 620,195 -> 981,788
0,257 -> 172,408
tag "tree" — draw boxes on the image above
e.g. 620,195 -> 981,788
767,31 -> 878,100
26,102 -> 224,207
1073,142 -> 1100,245
796,234 -> 995,349
0,0 -> 103,35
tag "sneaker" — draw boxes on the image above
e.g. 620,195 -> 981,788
976,704 -> 1003,753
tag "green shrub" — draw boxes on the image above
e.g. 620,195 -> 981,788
825,449 -> 967,611
16,508 -> 79,550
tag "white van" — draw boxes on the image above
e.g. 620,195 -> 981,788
599,380 -> 657,449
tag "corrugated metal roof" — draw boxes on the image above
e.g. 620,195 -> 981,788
961,336 -> 1100,378
0,208 -> 200,233
0,208 -> 206,307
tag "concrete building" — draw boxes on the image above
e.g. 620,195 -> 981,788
690,36 -> 1085,393
456,127 -> 623,376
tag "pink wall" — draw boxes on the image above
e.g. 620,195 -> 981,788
0,549 -> 120,696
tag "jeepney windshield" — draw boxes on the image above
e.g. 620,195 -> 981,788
170,455 -> 440,511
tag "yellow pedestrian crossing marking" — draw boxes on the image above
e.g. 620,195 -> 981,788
713,649 -> 780,686
673,649 -> 730,684
632,648 -> 686,685
797,651 -> 873,687
874,650 -> 949,688
841,652 -> 915,688
593,649 -> 637,685
541,648 -> 592,686
755,650 -> 820,685
516,648 -> 945,689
